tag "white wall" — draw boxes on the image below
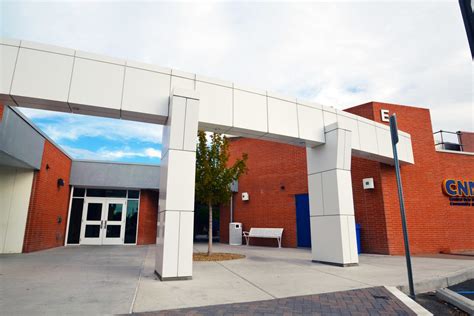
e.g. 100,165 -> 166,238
0,166 -> 34,253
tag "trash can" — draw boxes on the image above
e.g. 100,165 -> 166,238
229,222 -> 242,245
356,223 -> 361,254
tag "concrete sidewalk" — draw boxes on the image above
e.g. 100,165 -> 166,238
132,243 -> 473,313
1,243 -> 472,314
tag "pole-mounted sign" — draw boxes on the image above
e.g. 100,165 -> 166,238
389,114 -> 415,299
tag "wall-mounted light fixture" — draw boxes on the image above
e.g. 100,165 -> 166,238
57,178 -> 65,188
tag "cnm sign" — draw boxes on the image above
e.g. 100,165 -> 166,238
442,179 -> 474,207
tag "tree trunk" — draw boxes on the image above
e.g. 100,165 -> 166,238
208,202 -> 213,256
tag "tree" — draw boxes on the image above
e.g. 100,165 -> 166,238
195,131 -> 248,255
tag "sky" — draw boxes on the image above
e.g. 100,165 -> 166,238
1,0 -> 473,164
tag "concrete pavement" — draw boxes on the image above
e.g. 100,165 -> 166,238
1,243 -> 472,314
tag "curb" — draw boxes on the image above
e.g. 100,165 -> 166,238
385,286 -> 433,315
436,288 -> 474,315
397,267 -> 474,294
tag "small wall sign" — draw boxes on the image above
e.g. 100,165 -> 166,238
380,109 -> 390,122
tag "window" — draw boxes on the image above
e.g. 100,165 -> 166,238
125,200 -> 139,243
86,189 -> 127,198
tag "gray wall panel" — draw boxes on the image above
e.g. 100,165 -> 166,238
70,161 -> 160,189
0,107 -> 44,169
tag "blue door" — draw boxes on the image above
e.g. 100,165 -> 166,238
295,194 -> 311,247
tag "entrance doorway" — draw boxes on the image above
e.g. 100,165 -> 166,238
80,198 -> 127,245
295,194 -> 311,248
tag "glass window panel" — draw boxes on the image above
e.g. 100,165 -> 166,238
85,225 -> 100,237
108,203 -> 123,221
67,199 -> 84,244
86,189 -> 127,198
86,189 -> 106,197
128,190 -> 140,199
73,188 -> 85,197
106,225 -> 121,238
105,190 -> 127,198
86,203 -> 102,221
125,200 -> 139,244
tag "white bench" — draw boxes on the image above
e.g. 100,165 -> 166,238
243,228 -> 284,248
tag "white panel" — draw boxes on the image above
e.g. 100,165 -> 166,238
267,97 -> 298,138
165,96 -> 186,153
0,38 -> 20,46
232,89 -> 267,135
297,105 -> 324,144
155,210 -> 165,273
0,44 -> 18,100
336,114 -> 360,150
399,135 -> 415,164
11,48 -> 73,110
161,150 -> 196,212
121,66 -> 170,119
172,69 -> 195,79
358,120 -> 378,154
344,215 -> 359,263
69,58 -> 125,113
321,170 -> 354,216
307,173 -> 323,216
321,170 -> 339,215
0,167 -> 34,254
161,211 -> 180,277
297,99 -> 322,110
310,216 -> 344,263
171,75 -> 194,91
343,130 -> 352,171
75,50 -> 125,65
376,126 -> 393,159
336,170 -> 355,216
127,60 -> 171,74
177,211 -> 194,276
183,98 -> 199,151
323,110 -> 338,127
20,40 -> 75,56
195,81 -> 232,130
306,129 -> 342,174
196,75 -> 232,88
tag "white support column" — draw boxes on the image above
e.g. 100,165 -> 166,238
306,122 -> 359,266
155,88 -> 199,280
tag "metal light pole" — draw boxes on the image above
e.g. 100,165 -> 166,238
389,114 -> 415,299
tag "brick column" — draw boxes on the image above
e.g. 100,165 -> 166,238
155,88 -> 199,280
306,122 -> 358,266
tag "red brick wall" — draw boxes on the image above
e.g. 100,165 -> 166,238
220,138 -> 308,247
0,103 -> 4,121
23,141 -> 72,253
459,131 -> 474,152
349,102 -> 474,255
222,102 -> 474,254
137,189 -> 158,245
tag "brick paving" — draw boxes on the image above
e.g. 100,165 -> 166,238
135,286 -> 415,316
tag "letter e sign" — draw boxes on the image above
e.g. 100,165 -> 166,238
381,109 -> 390,122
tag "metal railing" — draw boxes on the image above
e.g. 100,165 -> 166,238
433,130 -> 464,151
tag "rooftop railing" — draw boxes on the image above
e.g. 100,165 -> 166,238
433,130 -> 465,152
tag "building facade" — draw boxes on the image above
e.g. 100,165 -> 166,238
0,104 -> 159,253
220,102 -> 474,255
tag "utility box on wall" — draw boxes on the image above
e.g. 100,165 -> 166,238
363,178 -> 375,190
242,192 -> 249,201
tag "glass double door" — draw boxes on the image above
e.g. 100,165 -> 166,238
80,198 -> 126,245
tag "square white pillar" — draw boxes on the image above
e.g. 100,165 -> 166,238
306,122 -> 359,266
155,89 -> 199,280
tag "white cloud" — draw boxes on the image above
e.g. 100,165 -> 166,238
18,107 -> 163,144
2,1 -> 473,131
62,145 -> 161,161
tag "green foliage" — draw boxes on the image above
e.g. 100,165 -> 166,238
195,131 -> 248,206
